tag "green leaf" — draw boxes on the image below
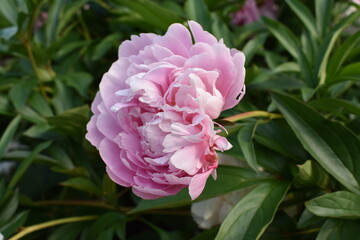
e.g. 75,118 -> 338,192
0,211 -> 29,239
308,98 -> 360,116
255,144 -> 288,174
91,33 -> 122,61
233,21 -> 263,47
316,219 -> 360,240
9,78 -> 37,111
297,209 -> 323,229
47,145 -> 75,169
315,10 -> 360,86
0,191 -> 18,226
58,72 -> 93,97
8,141 -> 52,189
300,29 -> 316,64
52,80 -> 82,114
130,166 -> 272,213
57,0 -> 89,36
262,18 -> 314,87
326,31 -> 360,84
237,121 -> 259,171
334,62 -> 360,83
28,91 -> 54,117
272,92 -> 360,195
262,18 -> 299,59
185,0 -> 211,31
0,26 -> 18,40
211,13 -> 234,47
315,0 -> 333,37
0,0 -> 17,26
60,177 -> 102,195
89,212 -> 125,237
0,115 -> 21,160
306,191 -> 360,218
0,94 -> 12,115
47,105 -> 89,136
255,120 -> 306,161
121,0 -> 182,31
286,0 -> 317,38
215,180 -> 290,240
45,0 -> 67,46
19,106 -> 46,124
48,222 -> 84,240
242,34 -> 267,66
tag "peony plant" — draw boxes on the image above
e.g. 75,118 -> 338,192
1,0 -> 360,239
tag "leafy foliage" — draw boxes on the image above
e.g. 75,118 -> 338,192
0,0 -> 359,239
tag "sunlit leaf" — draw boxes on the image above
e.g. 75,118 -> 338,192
306,191 -> 360,218
215,180 -> 290,240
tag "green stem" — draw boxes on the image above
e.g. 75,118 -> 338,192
9,215 -> 98,240
77,11 -> 91,40
24,39 -> 41,80
223,111 -> 283,122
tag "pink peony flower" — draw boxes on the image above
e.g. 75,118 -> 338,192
232,0 -> 278,26
86,21 -> 246,200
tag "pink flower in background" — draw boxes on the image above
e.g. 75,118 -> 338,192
232,0 -> 278,26
86,21 -> 245,200
34,12 -> 48,31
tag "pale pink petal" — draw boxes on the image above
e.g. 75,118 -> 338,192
170,144 -> 202,175
85,115 -> 103,148
189,170 -> 213,200
188,21 -> 217,45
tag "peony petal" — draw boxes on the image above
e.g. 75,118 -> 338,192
85,115 -> 103,148
169,144 -> 203,174
118,33 -> 157,58
189,169 -> 213,200
99,139 -> 135,185
188,21 -> 218,45
155,23 -> 192,57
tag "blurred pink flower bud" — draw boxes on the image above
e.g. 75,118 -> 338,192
232,0 -> 278,26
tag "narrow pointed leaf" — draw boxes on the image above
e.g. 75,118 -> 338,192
262,18 -> 299,59
122,0 -> 182,31
315,0 -> 333,37
272,92 -> 360,194
315,10 -> 360,85
185,0 -> 211,31
286,0 -> 317,37
306,191 -> 360,218
60,177 -> 102,195
316,219 -> 360,240
237,121 -> 259,171
215,180 -> 290,240
262,18 -> 314,87
0,115 -> 21,160
8,141 -> 52,189
326,31 -> 360,84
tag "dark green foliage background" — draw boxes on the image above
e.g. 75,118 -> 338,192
0,0 -> 359,239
